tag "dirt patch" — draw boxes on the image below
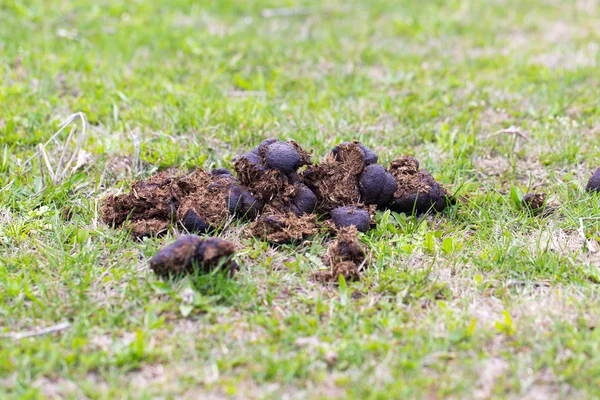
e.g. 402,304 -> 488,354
149,235 -> 237,276
586,167 -> 600,192
249,213 -> 318,244
388,156 -> 453,213
314,226 -> 367,283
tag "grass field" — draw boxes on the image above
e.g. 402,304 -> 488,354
2,0 -> 600,398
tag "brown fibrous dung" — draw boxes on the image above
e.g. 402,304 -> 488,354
522,193 -> 546,211
101,169 -> 233,238
314,226 -> 367,283
249,213 -> 319,244
302,142 -> 367,212
101,170 -> 181,227
521,192 -> 553,217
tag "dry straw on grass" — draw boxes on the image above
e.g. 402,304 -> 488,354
2,112 -> 88,193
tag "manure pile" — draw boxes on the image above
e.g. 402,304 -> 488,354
101,139 -> 600,282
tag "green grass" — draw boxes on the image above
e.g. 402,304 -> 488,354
2,0 -> 600,398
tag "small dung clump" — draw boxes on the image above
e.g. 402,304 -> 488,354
314,226 -> 366,283
586,168 -> 600,193
522,193 -> 546,212
388,156 -> 453,214
330,206 -> 373,232
149,235 -> 237,277
249,213 -> 318,244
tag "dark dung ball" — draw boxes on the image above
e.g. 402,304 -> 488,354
227,184 -> 263,219
264,141 -> 303,175
330,206 -> 371,232
211,168 -> 233,176
586,168 -> 600,193
252,138 -> 279,154
288,184 -> 317,215
391,193 -> 430,214
239,151 -> 265,171
180,209 -> 211,233
358,164 -> 397,208
357,143 -> 378,165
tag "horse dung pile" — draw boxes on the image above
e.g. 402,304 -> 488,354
101,138 -> 600,282
100,139 -> 456,280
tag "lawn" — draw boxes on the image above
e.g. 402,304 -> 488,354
1,0 -> 600,398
